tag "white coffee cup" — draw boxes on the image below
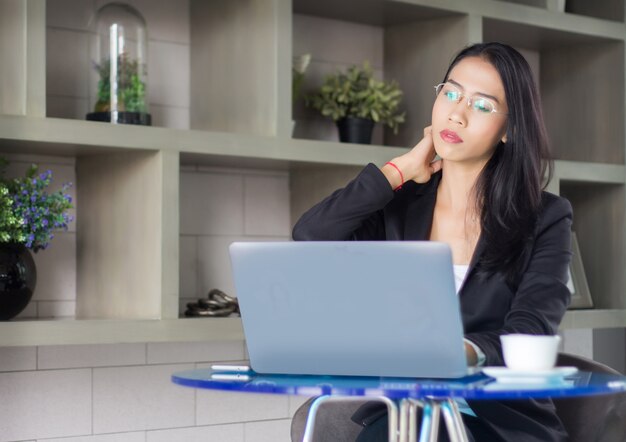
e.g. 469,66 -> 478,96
500,334 -> 561,371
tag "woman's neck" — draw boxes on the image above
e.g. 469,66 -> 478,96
437,161 -> 484,214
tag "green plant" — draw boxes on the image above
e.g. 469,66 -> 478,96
0,159 -> 73,252
307,61 -> 405,134
93,52 -> 147,113
292,53 -> 311,103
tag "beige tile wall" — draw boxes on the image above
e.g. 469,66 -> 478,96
179,166 -> 291,311
0,341 -> 299,442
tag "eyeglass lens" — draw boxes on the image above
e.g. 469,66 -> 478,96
435,83 -> 496,114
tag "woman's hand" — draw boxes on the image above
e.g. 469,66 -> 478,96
381,126 -> 442,189
465,341 -> 478,366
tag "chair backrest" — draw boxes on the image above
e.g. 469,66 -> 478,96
554,352 -> 626,442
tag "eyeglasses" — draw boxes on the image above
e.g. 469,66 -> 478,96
434,83 -> 508,116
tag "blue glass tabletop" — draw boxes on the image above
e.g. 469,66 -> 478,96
172,368 -> 626,400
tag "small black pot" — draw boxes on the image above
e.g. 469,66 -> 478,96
336,117 -> 375,144
86,111 -> 152,126
0,243 -> 37,320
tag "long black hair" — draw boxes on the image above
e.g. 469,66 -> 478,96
441,42 -> 553,286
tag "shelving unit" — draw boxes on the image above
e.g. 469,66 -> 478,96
0,0 -> 624,347
0,317 -> 244,347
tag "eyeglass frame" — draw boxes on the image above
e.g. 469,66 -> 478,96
433,82 -> 508,116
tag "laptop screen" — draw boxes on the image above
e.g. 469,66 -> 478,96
229,241 -> 468,378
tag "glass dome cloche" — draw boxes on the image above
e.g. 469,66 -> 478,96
86,3 -> 151,125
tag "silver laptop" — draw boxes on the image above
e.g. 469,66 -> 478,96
229,241 -> 468,378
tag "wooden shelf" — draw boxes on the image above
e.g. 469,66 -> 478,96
0,311 -> 622,347
561,309 -> 626,330
0,115 -> 409,168
555,160 -> 626,185
0,318 -> 244,347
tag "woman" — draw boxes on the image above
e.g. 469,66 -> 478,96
292,42 -> 572,441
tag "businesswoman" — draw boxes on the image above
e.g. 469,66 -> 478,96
292,42 -> 572,441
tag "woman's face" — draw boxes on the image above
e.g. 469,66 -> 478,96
431,56 -> 509,167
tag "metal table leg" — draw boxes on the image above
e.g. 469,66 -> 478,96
407,399 -> 423,442
302,395 -> 399,442
419,398 -> 470,442
446,399 -> 470,442
302,396 -> 469,442
399,399 -> 411,442
418,400 -> 441,442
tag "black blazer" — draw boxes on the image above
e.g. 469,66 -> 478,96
293,164 -> 573,442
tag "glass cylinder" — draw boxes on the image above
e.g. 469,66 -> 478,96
86,3 -> 151,125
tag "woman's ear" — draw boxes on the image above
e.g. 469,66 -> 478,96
501,134 -> 507,144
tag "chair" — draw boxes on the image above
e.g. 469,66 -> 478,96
553,352 -> 626,442
290,353 -> 626,442
291,397 -> 365,442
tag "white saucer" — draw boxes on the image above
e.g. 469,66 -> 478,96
482,366 -> 578,384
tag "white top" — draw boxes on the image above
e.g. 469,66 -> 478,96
453,264 -> 470,294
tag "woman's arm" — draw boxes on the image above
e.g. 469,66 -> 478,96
292,164 -> 394,241
293,128 -> 441,241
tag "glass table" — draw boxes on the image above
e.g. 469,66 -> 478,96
172,368 -> 626,442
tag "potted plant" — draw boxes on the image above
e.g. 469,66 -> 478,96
86,3 -> 151,125
86,52 -> 151,125
293,53 -> 312,104
307,61 -> 405,144
0,160 -> 73,320
292,53 -> 311,135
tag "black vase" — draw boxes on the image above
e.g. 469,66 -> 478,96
336,117 -> 375,144
0,243 -> 37,320
86,111 -> 152,126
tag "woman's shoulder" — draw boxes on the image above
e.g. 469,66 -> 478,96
538,191 -> 573,227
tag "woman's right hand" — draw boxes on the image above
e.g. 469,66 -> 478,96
382,126 -> 442,189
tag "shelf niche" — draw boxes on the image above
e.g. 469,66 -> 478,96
560,181 -> 626,310
565,0 -> 624,23
292,0 -> 471,149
